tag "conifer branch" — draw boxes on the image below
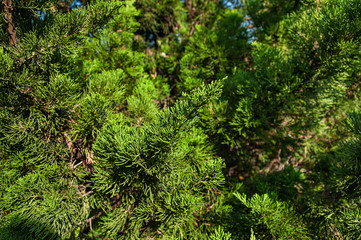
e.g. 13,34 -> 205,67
2,0 -> 17,45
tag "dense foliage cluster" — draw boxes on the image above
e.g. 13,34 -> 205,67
1,0 -> 361,239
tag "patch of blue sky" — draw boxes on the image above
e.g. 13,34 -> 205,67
240,15 -> 258,43
70,0 -> 83,9
36,1 -> 82,22
89,33 -> 93,43
170,31 -> 182,42
223,0 -> 243,9
37,9 -> 48,21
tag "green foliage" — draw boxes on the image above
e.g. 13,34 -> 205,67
179,9 -> 249,91
235,193 -> 310,239
209,226 -> 232,240
126,78 -> 161,123
339,206 -> 361,239
339,111 -> 361,192
196,0 -> 361,175
0,164 -> 90,240
135,0 -> 184,38
2,0 -> 361,239
243,0 -> 300,43
251,165 -> 306,201
91,81 -> 225,239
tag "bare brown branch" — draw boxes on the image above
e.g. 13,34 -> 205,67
2,0 -> 17,45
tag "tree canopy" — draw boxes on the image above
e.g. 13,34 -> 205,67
1,0 -> 361,239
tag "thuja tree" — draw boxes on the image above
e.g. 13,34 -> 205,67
91,81 -> 225,239
296,110 -> 361,240
0,1 -> 136,238
213,1 -> 361,238
332,111 -> 361,239
194,0 -> 361,173
2,0 -> 361,239
0,0 -> 228,239
170,0 -> 360,239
